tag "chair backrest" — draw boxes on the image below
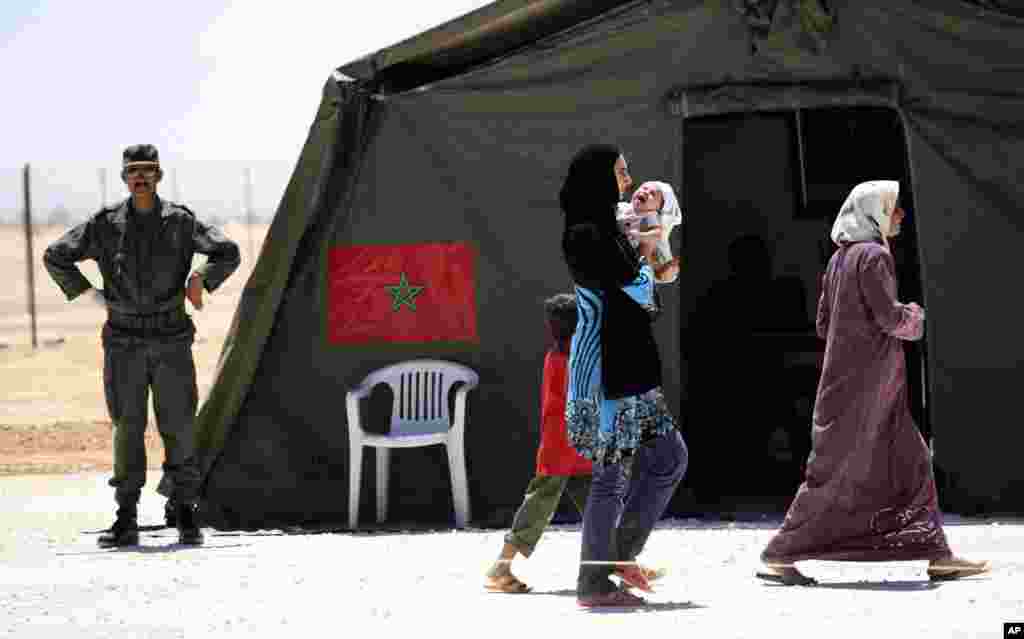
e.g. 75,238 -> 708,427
360,360 -> 479,436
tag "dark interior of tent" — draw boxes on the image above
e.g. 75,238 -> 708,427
670,105 -> 930,515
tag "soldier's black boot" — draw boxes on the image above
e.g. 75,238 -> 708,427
164,498 -> 177,528
176,503 -> 204,546
98,500 -> 139,548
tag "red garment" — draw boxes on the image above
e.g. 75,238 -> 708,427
762,242 -> 950,563
535,350 -> 592,476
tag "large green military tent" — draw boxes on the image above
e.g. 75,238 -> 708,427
195,0 -> 1024,528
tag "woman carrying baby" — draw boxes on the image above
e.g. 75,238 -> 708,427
559,144 -> 688,608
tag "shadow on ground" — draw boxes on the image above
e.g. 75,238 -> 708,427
56,543 -> 253,557
788,580 -> 939,592
580,601 -> 706,614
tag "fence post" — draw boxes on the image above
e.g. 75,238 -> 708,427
243,167 -> 254,263
22,164 -> 38,349
98,167 -> 108,208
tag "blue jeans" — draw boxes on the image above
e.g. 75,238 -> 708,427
577,430 -> 688,596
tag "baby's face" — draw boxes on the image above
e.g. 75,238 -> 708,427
631,182 -> 664,213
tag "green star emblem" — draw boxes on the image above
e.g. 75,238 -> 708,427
386,272 -> 425,312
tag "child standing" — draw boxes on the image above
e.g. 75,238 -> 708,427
484,294 -> 592,593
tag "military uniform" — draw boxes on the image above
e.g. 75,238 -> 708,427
43,145 -> 240,545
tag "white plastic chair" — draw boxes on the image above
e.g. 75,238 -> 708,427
345,359 -> 479,529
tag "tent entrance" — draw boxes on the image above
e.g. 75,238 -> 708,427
676,105 -> 928,515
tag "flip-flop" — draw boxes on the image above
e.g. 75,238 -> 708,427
640,565 -> 668,582
927,559 -> 991,582
615,565 -> 655,593
755,570 -> 818,586
484,574 -> 532,593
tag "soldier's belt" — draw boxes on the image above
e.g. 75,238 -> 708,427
106,293 -> 186,316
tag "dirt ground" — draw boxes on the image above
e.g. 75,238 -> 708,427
1,471 -> 1022,638
0,421 -> 164,476
0,222 -> 267,475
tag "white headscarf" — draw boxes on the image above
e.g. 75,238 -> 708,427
648,181 -> 683,283
650,180 -> 682,233
830,180 -> 899,246
616,181 -> 684,279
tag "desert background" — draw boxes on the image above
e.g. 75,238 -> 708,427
0,222 -> 269,475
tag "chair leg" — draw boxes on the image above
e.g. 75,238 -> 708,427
349,442 -> 363,530
446,442 -> 471,529
376,448 -> 390,524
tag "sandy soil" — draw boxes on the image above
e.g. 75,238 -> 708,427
0,470 -> 1022,638
0,421 -> 164,476
0,223 -> 266,474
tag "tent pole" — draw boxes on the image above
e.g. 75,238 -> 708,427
794,109 -> 809,212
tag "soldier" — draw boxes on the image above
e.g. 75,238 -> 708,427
44,144 -> 240,547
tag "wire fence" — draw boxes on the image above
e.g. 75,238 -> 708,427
0,162 -> 289,226
1,163 -> 285,347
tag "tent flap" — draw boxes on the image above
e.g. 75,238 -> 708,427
196,77 -> 376,480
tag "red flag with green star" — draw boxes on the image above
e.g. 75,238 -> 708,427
327,242 -> 478,344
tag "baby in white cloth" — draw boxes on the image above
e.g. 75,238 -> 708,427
617,180 -> 683,283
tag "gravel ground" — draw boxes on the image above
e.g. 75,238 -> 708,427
1,472 -> 1022,639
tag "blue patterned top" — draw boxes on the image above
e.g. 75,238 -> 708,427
565,264 -> 676,465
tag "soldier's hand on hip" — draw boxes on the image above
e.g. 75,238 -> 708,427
186,273 -> 204,310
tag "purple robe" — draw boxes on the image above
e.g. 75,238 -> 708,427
761,241 -> 952,563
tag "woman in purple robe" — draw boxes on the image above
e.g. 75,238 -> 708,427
757,181 -> 989,585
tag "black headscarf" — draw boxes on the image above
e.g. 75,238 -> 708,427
559,144 -> 621,230
558,144 -> 641,288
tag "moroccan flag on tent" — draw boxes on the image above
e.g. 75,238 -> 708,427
327,242 -> 478,344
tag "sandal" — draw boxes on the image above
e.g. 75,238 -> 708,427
484,574 -> 532,593
927,557 -> 991,582
639,564 -> 668,582
756,564 -> 817,586
615,565 -> 655,593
